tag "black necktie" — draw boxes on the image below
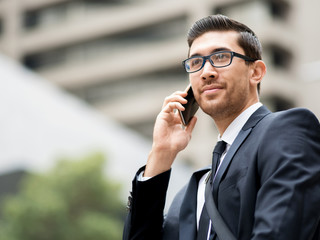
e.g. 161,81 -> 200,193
211,141 -> 227,182
197,207 -> 210,240
197,141 -> 227,240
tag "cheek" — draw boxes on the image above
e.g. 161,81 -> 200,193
189,76 -> 200,96
226,68 -> 249,91
193,89 -> 202,105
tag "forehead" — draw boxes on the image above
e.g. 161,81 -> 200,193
189,31 -> 243,56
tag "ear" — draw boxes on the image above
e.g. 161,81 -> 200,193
249,60 -> 267,86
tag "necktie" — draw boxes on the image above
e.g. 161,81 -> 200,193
197,141 -> 227,240
211,141 -> 227,182
196,207 -> 210,240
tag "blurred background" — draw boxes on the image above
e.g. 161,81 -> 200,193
0,0 -> 319,239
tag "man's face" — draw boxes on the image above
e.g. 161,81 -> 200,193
189,30 -> 258,122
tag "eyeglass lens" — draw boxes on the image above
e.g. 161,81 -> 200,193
186,52 -> 232,72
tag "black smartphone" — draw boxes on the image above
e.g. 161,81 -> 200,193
179,84 -> 199,126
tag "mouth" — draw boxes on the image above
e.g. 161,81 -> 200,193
202,85 -> 223,95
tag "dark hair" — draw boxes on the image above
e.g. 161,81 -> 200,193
187,14 -> 262,93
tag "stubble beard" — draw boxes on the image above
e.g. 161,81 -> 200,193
200,89 -> 249,122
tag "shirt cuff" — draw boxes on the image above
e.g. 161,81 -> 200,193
137,171 -> 152,181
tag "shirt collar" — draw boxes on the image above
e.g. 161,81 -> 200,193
218,102 -> 262,146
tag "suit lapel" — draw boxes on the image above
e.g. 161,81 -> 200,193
212,127 -> 251,203
212,106 -> 271,203
179,168 -> 209,240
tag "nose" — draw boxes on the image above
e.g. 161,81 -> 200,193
200,59 -> 217,81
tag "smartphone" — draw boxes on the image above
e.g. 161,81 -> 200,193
179,84 -> 199,126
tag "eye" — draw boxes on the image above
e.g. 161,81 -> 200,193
190,58 -> 203,67
214,53 -> 230,62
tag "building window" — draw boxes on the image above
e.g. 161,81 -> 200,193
22,16 -> 187,70
114,16 -> 187,43
23,48 -> 66,70
213,0 -> 290,22
70,67 -> 186,104
267,0 -> 290,20
265,44 -> 293,70
263,95 -> 294,112
23,4 -> 67,30
23,0 -> 134,30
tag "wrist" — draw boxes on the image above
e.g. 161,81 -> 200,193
144,148 -> 177,177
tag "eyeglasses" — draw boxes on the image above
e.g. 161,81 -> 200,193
182,51 -> 256,73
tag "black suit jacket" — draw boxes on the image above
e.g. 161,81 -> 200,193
123,106 -> 320,240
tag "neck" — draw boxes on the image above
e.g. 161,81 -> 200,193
214,100 -> 258,136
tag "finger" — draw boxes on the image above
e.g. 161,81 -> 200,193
163,94 -> 187,108
162,102 -> 185,113
173,90 -> 188,96
164,95 -> 187,104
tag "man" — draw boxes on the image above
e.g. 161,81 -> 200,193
123,15 -> 320,240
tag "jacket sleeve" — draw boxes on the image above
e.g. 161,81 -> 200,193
123,166 -> 171,240
252,108 -> 320,240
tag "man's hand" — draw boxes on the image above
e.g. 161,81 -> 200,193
144,91 -> 197,177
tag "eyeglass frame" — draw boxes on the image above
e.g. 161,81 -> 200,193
182,50 -> 257,73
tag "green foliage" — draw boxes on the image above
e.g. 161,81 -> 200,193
0,153 -> 125,240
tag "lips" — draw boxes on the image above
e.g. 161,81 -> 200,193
202,85 -> 223,94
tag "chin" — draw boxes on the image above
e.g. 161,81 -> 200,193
201,101 -> 229,118
200,102 -> 220,116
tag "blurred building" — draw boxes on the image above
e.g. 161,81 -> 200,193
0,0 -> 319,169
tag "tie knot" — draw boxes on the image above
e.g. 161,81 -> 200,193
213,141 -> 227,155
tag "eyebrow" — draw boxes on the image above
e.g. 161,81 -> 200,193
189,47 -> 231,58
